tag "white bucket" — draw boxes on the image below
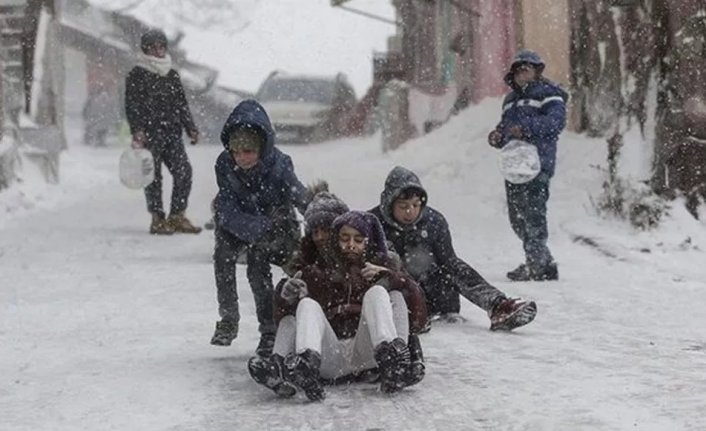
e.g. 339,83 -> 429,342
498,140 -> 541,184
119,148 -> 155,189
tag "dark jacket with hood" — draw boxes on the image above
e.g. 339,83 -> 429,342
495,72 -> 568,177
274,211 -> 428,338
370,166 -> 488,289
213,100 -> 309,245
125,67 -> 197,139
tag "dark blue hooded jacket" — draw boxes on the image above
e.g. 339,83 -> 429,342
496,70 -> 568,177
214,100 -> 309,243
369,166 -> 486,288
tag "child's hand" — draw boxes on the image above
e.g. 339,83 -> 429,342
188,129 -> 199,145
132,131 -> 146,149
281,271 -> 308,303
361,262 -> 388,281
507,125 -> 524,138
488,130 -> 503,148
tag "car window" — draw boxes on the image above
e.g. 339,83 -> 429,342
257,79 -> 336,104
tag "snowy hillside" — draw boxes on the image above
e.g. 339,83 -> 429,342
2,100 -> 706,430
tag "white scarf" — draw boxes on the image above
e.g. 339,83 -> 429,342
137,52 -> 173,77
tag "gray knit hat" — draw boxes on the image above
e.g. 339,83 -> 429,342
304,192 -> 349,231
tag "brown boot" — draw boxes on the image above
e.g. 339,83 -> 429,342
167,212 -> 202,234
150,213 -> 175,235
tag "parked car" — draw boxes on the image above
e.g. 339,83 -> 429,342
255,71 -> 356,143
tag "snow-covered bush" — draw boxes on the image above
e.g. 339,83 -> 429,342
592,172 -> 668,230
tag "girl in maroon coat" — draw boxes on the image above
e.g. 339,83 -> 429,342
250,210 -> 427,401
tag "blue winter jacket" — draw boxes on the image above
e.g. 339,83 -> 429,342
495,78 -> 568,176
214,100 -> 309,243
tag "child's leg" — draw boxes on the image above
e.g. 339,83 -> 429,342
245,246 -> 276,336
213,228 -> 247,323
351,286 -> 398,365
449,267 -> 506,312
272,315 -> 296,357
283,298 -> 343,400
421,275 -> 461,315
293,298 -> 346,379
354,286 -> 411,393
389,290 -> 409,341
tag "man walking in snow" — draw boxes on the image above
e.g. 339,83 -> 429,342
210,99 -> 321,356
125,29 -> 201,235
248,210 -> 427,401
488,49 -> 568,281
370,166 -> 537,331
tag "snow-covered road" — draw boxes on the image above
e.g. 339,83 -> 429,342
2,105 -> 705,430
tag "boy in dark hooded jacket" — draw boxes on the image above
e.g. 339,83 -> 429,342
370,166 -> 537,331
210,100 -> 316,355
248,210 -> 427,401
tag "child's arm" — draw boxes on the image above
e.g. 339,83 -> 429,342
433,213 -> 491,286
279,154 -> 321,214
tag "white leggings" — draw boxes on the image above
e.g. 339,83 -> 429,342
272,286 -> 409,380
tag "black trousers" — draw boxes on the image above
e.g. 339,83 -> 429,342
213,228 -> 277,336
144,133 -> 192,218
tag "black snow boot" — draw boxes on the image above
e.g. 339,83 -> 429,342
210,320 -> 238,346
508,262 -> 559,281
248,354 -> 297,398
506,263 -> 530,281
404,334 -> 425,388
283,349 -> 325,401
529,262 -> 559,281
374,337 -> 411,394
255,332 -> 276,357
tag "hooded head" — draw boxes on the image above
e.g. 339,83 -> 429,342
504,49 -> 545,88
379,166 -> 428,230
220,100 -> 275,162
332,211 -> 388,264
140,29 -> 168,54
304,192 -> 350,232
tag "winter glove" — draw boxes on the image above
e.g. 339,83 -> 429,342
507,125 -> 524,139
488,129 -> 503,148
281,271 -> 308,303
306,179 -> 329,199
362,262 -> 390,285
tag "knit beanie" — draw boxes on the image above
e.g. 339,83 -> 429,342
304,192 -> 349,231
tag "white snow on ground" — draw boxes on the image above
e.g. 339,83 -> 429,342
2,100 -> 706,430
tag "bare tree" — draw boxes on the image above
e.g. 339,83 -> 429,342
570,0 -> 706,220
